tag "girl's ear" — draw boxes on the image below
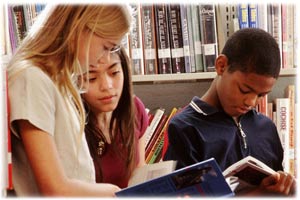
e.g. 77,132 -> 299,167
215,54 -> 228,75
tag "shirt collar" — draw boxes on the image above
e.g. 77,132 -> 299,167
189,96 -> 257,116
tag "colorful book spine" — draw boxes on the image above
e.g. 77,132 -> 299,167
154,4 -> 172,74
168,4 -> 185,73
199,4 -> 218,72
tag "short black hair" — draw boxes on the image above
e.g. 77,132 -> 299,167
221,28 -> 281,78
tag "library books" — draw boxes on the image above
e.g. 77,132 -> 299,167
116,158 -> 234,197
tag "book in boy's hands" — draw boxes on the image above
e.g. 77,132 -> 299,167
116,158 -> 234,197
223,156 -> 276,188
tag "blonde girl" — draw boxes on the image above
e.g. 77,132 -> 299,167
8,4 -> 131,197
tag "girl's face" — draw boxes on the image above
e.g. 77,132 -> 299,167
81,51 -> 124,113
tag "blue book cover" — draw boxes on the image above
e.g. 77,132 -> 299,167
116,158 -> 234,197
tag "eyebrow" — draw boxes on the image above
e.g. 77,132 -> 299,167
89,61 -> 122,73
242,84 -> 271,95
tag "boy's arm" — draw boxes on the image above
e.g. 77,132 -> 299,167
163,122 -> 195,169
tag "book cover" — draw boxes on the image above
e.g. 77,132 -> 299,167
223,156 -> 275,186
168,4 -> 185,73
141,4 -> 158,75
116,158 -> 234,197
154,4 -> 172,74
199,4 -> 218,72
129,4 -> 144,75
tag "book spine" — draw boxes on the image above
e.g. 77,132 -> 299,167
144,108 -> 165,148
268,4 -> 282,68
191,5 -> 204,72
168,4 -> 185,73
148,137 -> 164,164
199,4 -> 218,72
238,4 -> 249,29
186,5 -> 196,73
12,5 -> 27,42
248,4 -> 258,28
257,4 -> 268,31
141,5 -> 158,74
129,4 -> 145,75
154,4 -> 172,74
281,4 -> 294,69
284,85 -> 295,175
275,98 -> 290,172
180,4 -> 191,73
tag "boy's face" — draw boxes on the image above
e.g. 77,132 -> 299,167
216,69 -> 276,118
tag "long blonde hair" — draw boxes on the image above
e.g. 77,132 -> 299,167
7,4 -> 132,138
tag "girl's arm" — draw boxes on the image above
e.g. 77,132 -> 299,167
137,135 -> 146,167
18,120 -> 120,197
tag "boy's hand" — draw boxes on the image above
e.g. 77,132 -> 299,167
260,171 -> 296,196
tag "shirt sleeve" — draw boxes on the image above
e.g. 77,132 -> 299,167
133,96 -> 149,139
163,119 -> 199,170
9,67 -> 56,138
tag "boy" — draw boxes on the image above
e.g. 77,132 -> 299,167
163,28 -> 296,196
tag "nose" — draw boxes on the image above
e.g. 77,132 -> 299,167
243,93 -> 258,108
98,74 -> 113,90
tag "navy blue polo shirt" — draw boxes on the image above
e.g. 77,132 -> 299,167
163,96 -> 283,172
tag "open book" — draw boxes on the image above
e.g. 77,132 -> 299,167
223,156 -> 276,193
116,158 -> 234,197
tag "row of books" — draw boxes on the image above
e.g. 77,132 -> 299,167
1,4 -> 45,55
124,3 -> 298,76
2,3 -> 298,75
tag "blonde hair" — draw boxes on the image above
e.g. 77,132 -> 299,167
8,4 -> 132,138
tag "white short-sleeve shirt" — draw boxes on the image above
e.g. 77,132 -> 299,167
9,67 -> 95,196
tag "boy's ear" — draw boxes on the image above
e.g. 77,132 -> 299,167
215,54 -> 228,75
